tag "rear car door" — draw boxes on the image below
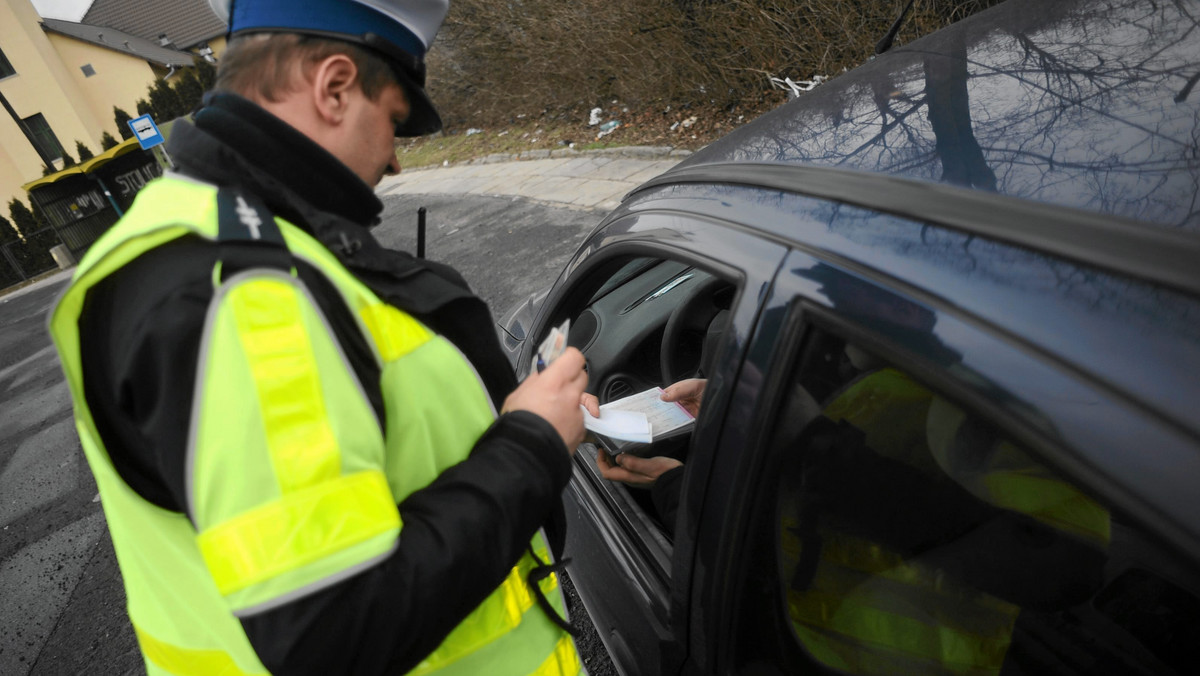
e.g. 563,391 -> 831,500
686,247 -> 1200,675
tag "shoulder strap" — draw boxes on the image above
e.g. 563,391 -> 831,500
215,187 -> 292,282
213,187 -> 387,428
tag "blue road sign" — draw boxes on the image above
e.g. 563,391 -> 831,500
128,114 -> 165,150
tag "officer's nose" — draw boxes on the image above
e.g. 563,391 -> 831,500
385,154 -> 402,177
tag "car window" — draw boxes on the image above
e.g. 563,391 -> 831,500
563,252 -> 738,537
764,330 -> 1200,675
573,256 -> 734,409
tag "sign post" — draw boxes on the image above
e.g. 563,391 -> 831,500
127,114 -> 174,171
128,114 -> 164,150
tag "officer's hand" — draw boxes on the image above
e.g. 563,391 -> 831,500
580,392 -> 601,417
597,452 -> 682,488
503,348 -> 588,453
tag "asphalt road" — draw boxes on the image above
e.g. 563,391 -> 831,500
0,192 -> 614,675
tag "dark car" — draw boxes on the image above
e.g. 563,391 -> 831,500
497,0 -> 1200,673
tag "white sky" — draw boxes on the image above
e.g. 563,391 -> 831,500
29,0 -> 94,22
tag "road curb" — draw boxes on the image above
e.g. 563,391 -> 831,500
403,145 -> 692,173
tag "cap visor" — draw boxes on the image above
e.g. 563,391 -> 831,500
391,67 -> 441,137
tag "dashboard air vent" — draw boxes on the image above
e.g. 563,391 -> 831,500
604,379 -> 633,402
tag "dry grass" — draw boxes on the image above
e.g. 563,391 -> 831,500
426,0 -> 1002,133
396,99 -> 768,170
396,121 -> 580,169
400,0 -> 1004,169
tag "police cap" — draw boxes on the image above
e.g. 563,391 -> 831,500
208,0 -> 448,136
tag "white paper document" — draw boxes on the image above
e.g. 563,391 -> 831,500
581,407 -> 653,443
582,387 -> 696,443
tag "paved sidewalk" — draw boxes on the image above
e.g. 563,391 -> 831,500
377,146 -> 690,211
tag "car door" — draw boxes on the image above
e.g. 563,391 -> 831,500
683,248 -> 1200,675
517,208 -> 788,676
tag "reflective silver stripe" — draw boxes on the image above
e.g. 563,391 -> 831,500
231,540 -> 399,618
448,341 -> 499,420
185,270 -> 231,520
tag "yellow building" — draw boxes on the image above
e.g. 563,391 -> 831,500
0,0 -> 222,215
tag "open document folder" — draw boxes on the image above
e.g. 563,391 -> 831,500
581,387 -> 695,443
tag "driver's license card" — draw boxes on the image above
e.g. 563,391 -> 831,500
535,319 -> 571,372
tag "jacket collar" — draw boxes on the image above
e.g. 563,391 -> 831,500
167,92 -> 383,229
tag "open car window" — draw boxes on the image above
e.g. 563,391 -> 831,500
559,252 -> 738,540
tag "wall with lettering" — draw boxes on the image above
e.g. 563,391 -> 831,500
113,163 -> 161,200
92,152 -> 164,211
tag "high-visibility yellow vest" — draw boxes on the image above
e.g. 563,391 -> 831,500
49,174 -> 581,676
783,369 -> 1109,676
925,396 -> 1110,549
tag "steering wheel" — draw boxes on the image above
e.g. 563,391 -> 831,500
660,275 -> 729,384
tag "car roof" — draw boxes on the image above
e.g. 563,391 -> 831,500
674,0 -> 1200,234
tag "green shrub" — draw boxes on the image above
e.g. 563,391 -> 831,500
114,106 -> 134,139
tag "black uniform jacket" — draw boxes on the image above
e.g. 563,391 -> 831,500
78,94 -> 572,675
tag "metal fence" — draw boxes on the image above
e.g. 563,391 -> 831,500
29,170 -> 127,263
0,226 -> 61,290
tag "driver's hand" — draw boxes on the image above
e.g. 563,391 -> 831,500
580,392 -> 601,417
503,348 -> 588,454
661,378 -> 707,417
597,452 -> 683,488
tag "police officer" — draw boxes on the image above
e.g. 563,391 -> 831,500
49,1 -> 586,674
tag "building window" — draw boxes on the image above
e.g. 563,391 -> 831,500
0,46 -> 16,79
22,114 -> 64,162
81,63 -> 96,77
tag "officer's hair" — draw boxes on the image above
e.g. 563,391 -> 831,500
215,33 -> 396,103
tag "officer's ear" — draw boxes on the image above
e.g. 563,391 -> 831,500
309,53 -> 360,127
